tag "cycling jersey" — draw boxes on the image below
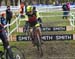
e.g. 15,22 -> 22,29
0,17 -> 6,25
27,12 -> 37,23
0,17 -> 6,31
26,6 -> 41,27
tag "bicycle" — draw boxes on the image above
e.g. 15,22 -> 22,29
0,44 -> 25,59
23,19 -> 42,36
30,24 -> 43,57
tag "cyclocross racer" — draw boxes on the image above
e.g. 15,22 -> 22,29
0,13 -> 14,59
26,5 -> 42,45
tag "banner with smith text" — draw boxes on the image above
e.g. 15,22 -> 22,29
16,34 -> 73,41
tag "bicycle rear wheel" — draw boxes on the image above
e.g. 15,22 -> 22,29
5,46 -> 25,59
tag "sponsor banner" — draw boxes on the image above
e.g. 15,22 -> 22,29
23,26 -> 66,32
16,34 -> 73,41
41,26 -> 66,31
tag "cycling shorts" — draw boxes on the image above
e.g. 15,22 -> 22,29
29,21 -> 40,27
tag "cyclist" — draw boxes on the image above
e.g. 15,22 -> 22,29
0,13 -> 14,59
0,13 -> 7,25
24,6 -> 42,33
26,5 -> 42,45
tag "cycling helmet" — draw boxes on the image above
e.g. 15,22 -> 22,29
27,5 -> 33,12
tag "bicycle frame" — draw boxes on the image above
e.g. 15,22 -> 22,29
33,27 -> 41,45
31,26 -> 43,57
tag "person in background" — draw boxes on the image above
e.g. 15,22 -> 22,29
6,6 -> 12,25
0,13 -> 7,26
62,3 -> 68,19
66,2 -> 70,11
25,2 -> 29,15
20,2 -> 25,18
62,2 -> 70,19
66,2 -> 70,18
23,3 -> 29,33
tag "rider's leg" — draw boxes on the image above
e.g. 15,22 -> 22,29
29,28 -> 35,44
37,27 -> 42,36
36,26 -> 43,44
1,31 -> 14,59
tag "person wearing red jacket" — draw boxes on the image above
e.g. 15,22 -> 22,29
20,2 -> 25,18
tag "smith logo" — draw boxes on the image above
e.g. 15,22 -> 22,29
16,34 -> 73,41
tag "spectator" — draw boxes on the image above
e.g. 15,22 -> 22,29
6,6 -> 12,25
62,3 -> 70,19
25,2 -> 29,15
0,13 -> 7,26
23,3 -> 29,33
66,2 -> 70,11
20,2 -> 25,18
66,2 -> 70,19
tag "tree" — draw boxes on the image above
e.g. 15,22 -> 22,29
5,0 -> 7,5
45,0 -> 49,4
0,0 -> 2,6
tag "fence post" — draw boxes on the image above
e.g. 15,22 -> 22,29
72,14 -> 75,30
16,18 -> 19,32
7,24 -> 10,41
70,13 -> 75,30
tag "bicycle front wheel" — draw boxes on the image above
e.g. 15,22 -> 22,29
6,46 -> 25,59
36,34 -> 43,57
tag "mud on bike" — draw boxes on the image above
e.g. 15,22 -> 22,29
30,24 -> 43,57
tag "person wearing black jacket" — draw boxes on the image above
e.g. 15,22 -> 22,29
62,3 -> 70,19
6,6 -> 12,25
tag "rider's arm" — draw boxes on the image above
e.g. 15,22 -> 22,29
37,12 -> 42,23
37,12 -> 40,19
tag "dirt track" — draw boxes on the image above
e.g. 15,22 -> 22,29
16,41 -> 75,59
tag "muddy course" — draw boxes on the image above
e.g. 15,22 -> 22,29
14,41 -> 75,59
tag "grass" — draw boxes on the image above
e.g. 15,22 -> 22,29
0,40 -> 75,50
0,9 -> 75,59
